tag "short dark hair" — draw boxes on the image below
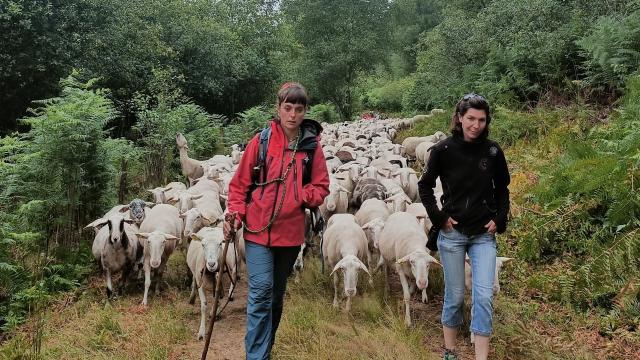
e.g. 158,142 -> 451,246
450,93 -> 491,140
277,82 -> 309,107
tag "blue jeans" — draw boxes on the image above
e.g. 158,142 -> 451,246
437,227 -> 496,337
245,240 -> 300,360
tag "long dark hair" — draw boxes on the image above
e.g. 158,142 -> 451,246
450,93 -> 491,140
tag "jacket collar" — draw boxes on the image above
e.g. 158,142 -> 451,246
267,119 -> 322,155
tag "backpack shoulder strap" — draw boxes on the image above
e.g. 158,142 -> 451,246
258,127 -> 271,165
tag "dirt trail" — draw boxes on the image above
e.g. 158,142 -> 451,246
171,278 -> 249,360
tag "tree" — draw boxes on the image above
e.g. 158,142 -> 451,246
283,0 -> 390,120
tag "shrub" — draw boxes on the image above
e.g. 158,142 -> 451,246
307,103 -> 340,123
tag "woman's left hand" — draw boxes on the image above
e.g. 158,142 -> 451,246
484,220 -> 497,234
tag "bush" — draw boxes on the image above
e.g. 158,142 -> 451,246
577,7 -> 640,92
224,105 -> 273,146
307,103 -> 340,123
361,77 -> 413,112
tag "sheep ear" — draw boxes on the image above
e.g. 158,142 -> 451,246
190,233 -> 201,241
429,256 -> 442,268
330,260 -> 345,277
166,197 -> 178,204
85,218 -> 107,230
178,212 -> 186,219
137,232 -> 150,239
396,254 -> 411,264
357,259 -> 371,277
145,201 -> 156,207
164,234 -> 178,241
162,186 -> 174,192
361,222 -> 370,230
119,205 -> 130,212
191,194 -> 204,200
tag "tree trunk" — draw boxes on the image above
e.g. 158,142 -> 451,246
118,158 -> 127,204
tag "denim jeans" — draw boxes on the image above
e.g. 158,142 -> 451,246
245,240 -> 301,360
437,227 -> 497,337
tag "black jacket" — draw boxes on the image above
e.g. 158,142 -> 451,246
418,135 -> 510,235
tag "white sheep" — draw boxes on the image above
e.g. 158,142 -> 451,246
137,204 -> 182,306
354,198 -> 390,249
322,214 -> 371,311
176,133 -> 204,185
186,226 -> 245,340
377,212 -> 441,326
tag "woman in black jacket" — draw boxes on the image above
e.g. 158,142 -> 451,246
418,93 -> 510,360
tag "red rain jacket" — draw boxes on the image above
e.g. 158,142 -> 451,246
227,119 -> 330,247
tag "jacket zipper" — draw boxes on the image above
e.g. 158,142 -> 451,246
268,148 -> 286,247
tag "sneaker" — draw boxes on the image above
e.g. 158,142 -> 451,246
442,349 -> 459,360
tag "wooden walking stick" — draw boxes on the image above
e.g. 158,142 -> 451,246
201,212 -> 237,360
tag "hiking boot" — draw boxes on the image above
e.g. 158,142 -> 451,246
442,349 -> 459,360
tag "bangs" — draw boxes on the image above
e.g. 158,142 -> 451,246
277,83 -> 309,106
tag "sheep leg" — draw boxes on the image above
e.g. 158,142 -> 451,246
189,276 -> 197,304
197,285 -> 207,340
105,269 -> 113,299
374,254 -> 385,273
155,262 -> 166,296
142,262 -> 151,306
119,264 -> 132,296
395,263 -> 412,327
332,271 -> 340,308
227,263 -> 236,301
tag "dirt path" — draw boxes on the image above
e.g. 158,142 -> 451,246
171,277 -> 249,360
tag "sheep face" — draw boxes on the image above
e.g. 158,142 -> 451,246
181,208 -> 207,239
149,188 -> 166,204
127,199 -> 148,224
331,255 -> 370,297
141,231 -> 177,268
176,133 -> 188,149
175,192 -> 202,214
398,252 -> 441,290
201,235 -> 224,273
362,218 -> 385,249
385,192 -> 412,213
102,215 -> 134,248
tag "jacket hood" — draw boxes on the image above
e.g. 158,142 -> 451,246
269,118 -> 322,152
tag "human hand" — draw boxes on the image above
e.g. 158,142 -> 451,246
443,217 -> 458,231
484,220 -> 497,234
223,215 -> 241,239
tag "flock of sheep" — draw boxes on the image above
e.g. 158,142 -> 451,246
86,110 -> 512,342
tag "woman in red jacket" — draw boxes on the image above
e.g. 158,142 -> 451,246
225,82 -> 330,359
